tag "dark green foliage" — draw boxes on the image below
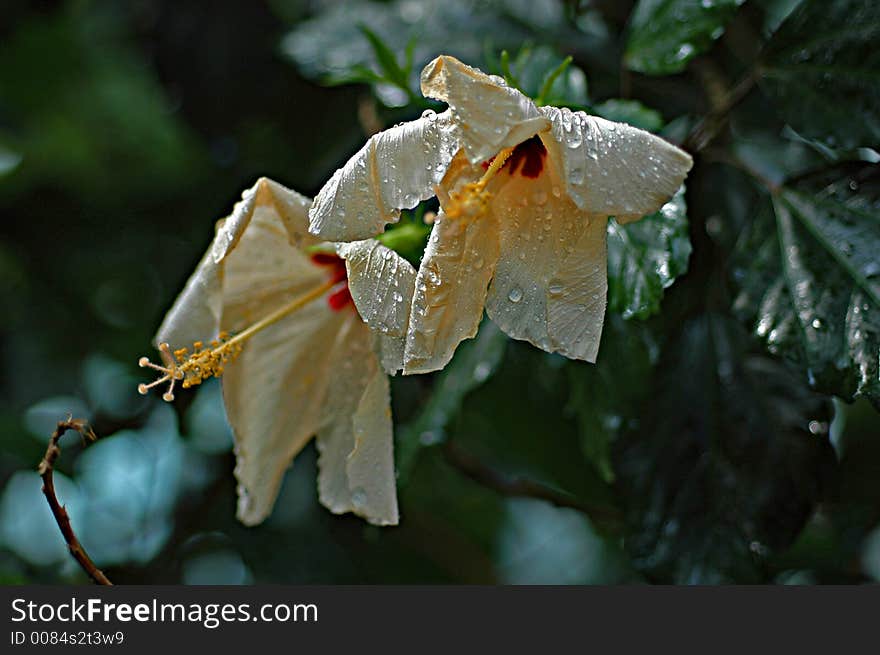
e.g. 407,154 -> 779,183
607,185 -> 692,319
625,0 -> 746,75
758,0 -> 880,149
615,314 -> 835,583
733,165 -> 880,406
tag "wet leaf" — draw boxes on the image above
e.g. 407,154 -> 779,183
396,321 -> 508,483
495,45 -> 589,108
732,164 -> 880,407
615,314 -> 835,583
594,99 -> 664,133
607,185 -> 691,320
566,316 -> 658,483
759,0 -> 880,149
281,0 -> 531,103
447,342 -> 620,533
625,0 -> 746,75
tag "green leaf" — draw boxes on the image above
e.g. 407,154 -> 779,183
758,0 -> 880,149
732,164 -> 880,407
358,24 -> 410,91
616,314 -> 835,583
0,144 -> 22,177
505,46 -> 589,108
625,0 -> 746,75
396,321 -> 508,483
752,0 -> 806,37
0,10 -> 202,199
448,343 -> 621,534
280,0 -> 531,106
593,99 -> 664,133
566,316 -> 658,483
607,185 -> 692,320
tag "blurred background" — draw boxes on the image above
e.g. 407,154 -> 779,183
1,0 -> 878,584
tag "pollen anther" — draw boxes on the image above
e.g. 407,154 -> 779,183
443,145 -> 515,222
137,279 -> 339,402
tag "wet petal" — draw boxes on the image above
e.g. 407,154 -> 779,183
541,106 -> 692,223
345,358 -> 398,525
316,324 -> 398,526
155,178 -> 319,352
253,177 -> 321,248
153,245 -> 223,356
309,110 -> 458,241
226,304 -> 351,526
373,332 -> 406,376
421,55 -> 551,165
219,199 -> 351,526
404,210 -> 500,374
484,167 -> 602,360
220,199 -> 328,331
546,216 -> 609,362
337,239 -> 417,337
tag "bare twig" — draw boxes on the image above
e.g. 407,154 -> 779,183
38,418 -> 112,585
442,441 -> 623,533
684,67 -> 758,153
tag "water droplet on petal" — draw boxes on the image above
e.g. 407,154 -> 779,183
351,488 -> 368,509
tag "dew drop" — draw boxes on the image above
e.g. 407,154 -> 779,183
675,43 -> 695,61
473,361 -> 492,382
351,488 -> 368,509
508,287 -> 523,303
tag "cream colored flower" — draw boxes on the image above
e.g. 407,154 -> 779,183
309,55 -> 693,373
139,178 -> 417,527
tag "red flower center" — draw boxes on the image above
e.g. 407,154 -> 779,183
481,135 -> 547,179
310,252 -> 353,312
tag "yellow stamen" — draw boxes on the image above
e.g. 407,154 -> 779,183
478,146 -> 515,187
138,277 -> 340,402
444,146 -> 515,221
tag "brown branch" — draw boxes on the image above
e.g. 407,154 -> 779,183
442,441 -> 623,534
684,67 -> 758,153
38,418 -> 112,585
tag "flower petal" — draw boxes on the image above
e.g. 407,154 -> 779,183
404,210 -> 500,374
153,245 -> 223,356
219,200 -> 328,332
155,177 -> 318,351
337,239 -> 417,338
421,55 -> 551,165
309,110 -> 458,241
226,303 -> 351,527
345,358 -> 398,525
217,198 -> 349,526
546,216 -> 609,362
254,177 -> 321,248
316,324 -> 399,526
484,165 -> 606,361
373,332 -> 406,377
540,106 -> 692,223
